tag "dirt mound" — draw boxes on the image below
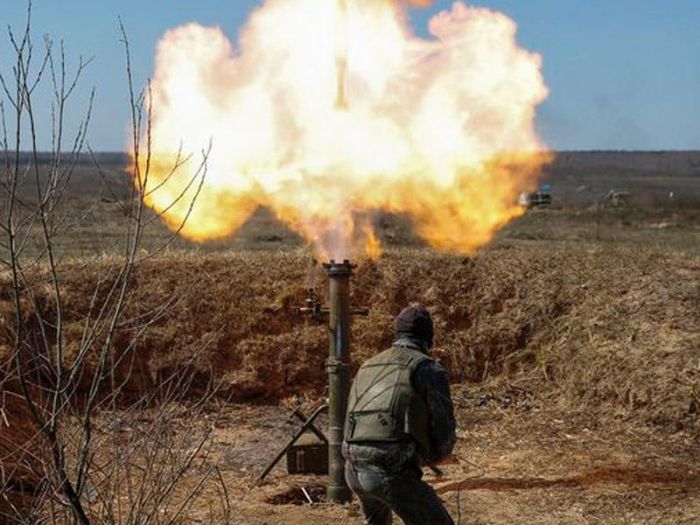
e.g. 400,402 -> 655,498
0,387 -> 44,519
1,246 -> 698,430
436,466 -> 700,493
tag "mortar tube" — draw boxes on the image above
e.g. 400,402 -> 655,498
324,260 -> 353,504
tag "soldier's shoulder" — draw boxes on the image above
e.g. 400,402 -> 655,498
413,357 -> 449,380
360,346 -> 396,367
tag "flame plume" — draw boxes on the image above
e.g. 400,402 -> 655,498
138,0 -> 549,259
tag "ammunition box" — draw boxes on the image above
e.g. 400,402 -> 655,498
287,433 -> 328,475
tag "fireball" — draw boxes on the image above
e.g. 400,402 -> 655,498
138,0 -> 549,259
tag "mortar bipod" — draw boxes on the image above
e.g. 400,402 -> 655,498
253,404 -> 329,487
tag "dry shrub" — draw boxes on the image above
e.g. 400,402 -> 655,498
1,245 -> 698,436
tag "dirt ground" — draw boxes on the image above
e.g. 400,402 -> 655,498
153,385 -> 699,525
2,241 -> 698,524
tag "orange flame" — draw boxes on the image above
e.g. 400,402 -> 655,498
138,0 -> 549,259
361,219 -> 384,260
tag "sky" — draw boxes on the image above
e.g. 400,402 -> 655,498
2,0 -> 699,152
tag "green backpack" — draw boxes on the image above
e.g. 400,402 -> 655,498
345,345 -> 432,453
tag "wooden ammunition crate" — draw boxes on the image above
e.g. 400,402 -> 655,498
287,433 -> 328,475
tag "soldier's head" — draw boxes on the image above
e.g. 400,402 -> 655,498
394,305 -> 434,351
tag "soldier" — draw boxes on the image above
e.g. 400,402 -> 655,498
343,305 -> 456,525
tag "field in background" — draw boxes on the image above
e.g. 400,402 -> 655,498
4,151 -> 700,259
1,151 -> 699,524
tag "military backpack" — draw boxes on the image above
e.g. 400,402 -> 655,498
345,345 -> 432,453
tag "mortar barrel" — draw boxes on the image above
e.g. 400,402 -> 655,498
324,259 -> 353,504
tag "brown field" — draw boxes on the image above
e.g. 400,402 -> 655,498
1,152 -> 699,524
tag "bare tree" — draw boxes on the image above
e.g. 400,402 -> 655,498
0,4 -> 221,524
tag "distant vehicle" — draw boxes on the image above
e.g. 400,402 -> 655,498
519,183 -> 552,208
603,190 -> 631,207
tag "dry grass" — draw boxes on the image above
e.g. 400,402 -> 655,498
1,229 -> 698,523
2,244 -> 697,434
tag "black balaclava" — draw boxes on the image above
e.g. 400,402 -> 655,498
394,305 -> 434,351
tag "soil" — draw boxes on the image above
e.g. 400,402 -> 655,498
166,385 -> 700,525
2,242 -> 699,523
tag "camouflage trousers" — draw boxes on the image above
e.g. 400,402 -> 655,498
345,461 -> 454,525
